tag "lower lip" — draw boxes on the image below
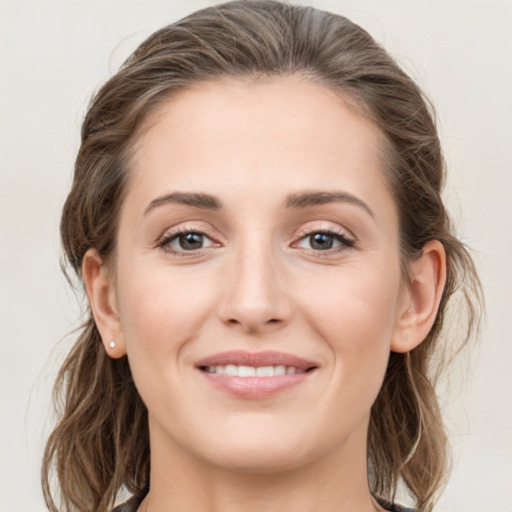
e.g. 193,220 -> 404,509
198,370 -> 314,399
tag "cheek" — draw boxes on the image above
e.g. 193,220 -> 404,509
115,261 -> 217,363
113,264 -> 221,420
297,262 -> 402,392
301,261 -> 401,341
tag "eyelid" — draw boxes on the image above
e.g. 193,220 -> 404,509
295,221 -> 355,240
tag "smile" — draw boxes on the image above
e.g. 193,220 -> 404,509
196,350 -> 318,399
202,364 -> 307,377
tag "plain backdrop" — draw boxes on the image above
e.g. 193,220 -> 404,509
1,0 -> 511,510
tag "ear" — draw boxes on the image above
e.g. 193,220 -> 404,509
82,248 -> 126,359
391,240 -> 447,353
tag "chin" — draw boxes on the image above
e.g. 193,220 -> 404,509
162,418 -> 306,474
190,420 -> 336,475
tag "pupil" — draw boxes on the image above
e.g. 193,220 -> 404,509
179,232 -> 203,250
310,233 -> 333,250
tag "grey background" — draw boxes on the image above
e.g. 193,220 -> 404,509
1,0 -> 511,510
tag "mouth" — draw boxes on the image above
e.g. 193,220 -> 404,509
200,364 -> 313,377
195,350 -> 318,399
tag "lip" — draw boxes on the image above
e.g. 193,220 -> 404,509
195,350 -> 318,399
196,350 -> 317,369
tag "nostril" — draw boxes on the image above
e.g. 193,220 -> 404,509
227,318 -> 280,325
223,316 -> 285,334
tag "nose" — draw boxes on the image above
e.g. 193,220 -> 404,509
217,241 -> 293,335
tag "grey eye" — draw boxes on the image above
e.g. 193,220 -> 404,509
309,233 -> 335,250
168,232 -> 214,251
297,232 -> 347,251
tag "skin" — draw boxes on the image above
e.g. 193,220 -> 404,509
83,76 -> 446,512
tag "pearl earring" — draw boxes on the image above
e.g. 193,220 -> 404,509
109,341 -> 116,349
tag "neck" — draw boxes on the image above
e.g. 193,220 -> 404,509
140,420 -> 384,512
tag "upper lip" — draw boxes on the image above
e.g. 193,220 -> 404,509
196,350 -> 318,371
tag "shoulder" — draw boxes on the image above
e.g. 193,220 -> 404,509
385,504 -> 419,512
113,484 -> 149,512
112,505 -> 132,512
377,497 -> 420,512
112,503 -> 137,512
113,494 -> 144,512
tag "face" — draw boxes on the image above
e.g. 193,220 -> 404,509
109,77 -> 409,473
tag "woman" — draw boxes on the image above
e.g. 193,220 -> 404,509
42,1 -> 482,511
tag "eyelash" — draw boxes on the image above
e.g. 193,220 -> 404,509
156,226 -> 356,256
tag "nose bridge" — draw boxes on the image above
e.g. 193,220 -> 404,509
218,228 -> 290,332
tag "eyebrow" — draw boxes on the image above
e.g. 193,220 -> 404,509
144,192 -> 222,215
285,190 -> 375,218
144,189 -> 374,218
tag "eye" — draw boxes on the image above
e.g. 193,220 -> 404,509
159,230 -> 216,253
295,230 -> 355,252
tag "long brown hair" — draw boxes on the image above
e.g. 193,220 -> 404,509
42,1 -> 483,511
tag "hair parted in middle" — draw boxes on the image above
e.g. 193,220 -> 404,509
43,2 -> 483,512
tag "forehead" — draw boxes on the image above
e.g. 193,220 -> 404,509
126,76 -> 393,217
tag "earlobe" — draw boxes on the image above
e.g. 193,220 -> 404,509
391,240 -> 446,353
82,249 -> 126,359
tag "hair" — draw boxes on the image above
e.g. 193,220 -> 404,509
42,1 -> 483,511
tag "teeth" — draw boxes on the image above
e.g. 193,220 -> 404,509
225,364 -> 238,376
238,365 -> 256,377
274,365 -> 286,376
204,364 -> 305,377
256,366 -> 274,376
